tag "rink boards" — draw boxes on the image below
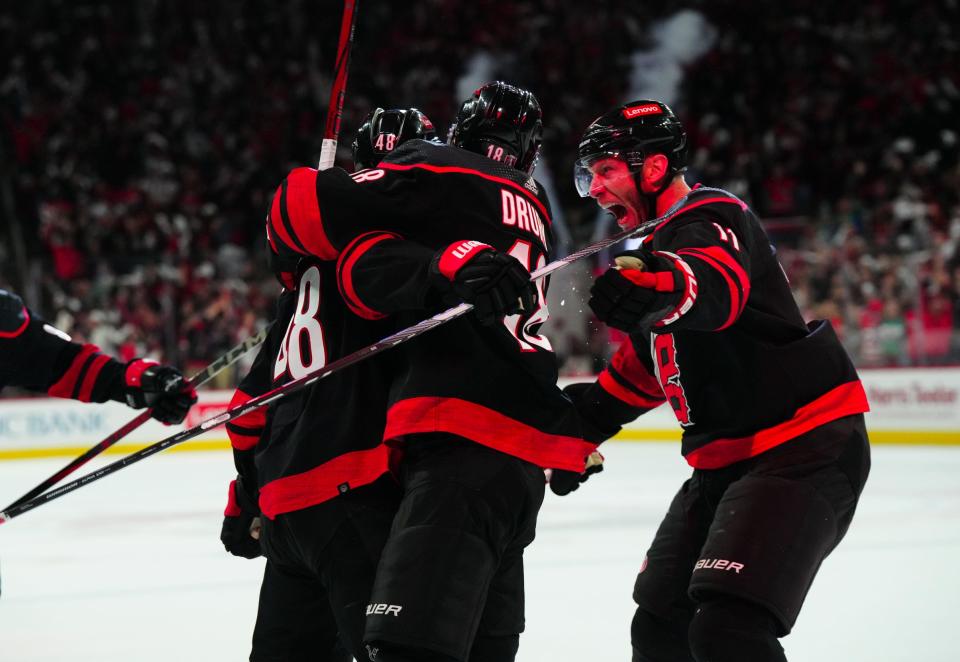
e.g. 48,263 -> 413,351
0,367 -> 957,459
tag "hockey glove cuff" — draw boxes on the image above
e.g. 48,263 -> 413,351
221,478 -> 263,559
550,450 -> 605,496
589,250 -> 687,333
429,241 -> 537,325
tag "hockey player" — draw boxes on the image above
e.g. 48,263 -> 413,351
567,100 -> 872,662
219,108 -> 444,662
351,107 -> 437,170
0,288 -> 195,423
264,82 -> 599,662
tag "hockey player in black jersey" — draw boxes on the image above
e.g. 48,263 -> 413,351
0,288 -> 195,423
566,101 -> 871,662
264,82 -> 599,662
219,107 -> 465,662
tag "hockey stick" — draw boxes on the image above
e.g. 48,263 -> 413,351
0,324 -> 272,512
0,210 -> 672,525
317,0 -> 359,170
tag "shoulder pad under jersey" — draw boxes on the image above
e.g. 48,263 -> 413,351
0,289 -> 29,336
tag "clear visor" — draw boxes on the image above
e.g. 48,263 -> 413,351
572,151 -> 643,197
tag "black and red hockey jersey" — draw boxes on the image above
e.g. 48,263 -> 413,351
225,263 -> 397,519
0,288 -> 127,401
267,140 -> 596,472
584,185 -> 869,469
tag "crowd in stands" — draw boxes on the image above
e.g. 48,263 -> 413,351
1,0 -> 957,386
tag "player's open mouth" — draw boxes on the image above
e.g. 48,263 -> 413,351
605,203 -> 627,221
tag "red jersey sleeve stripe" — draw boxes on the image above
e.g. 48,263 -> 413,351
47,344 -> 100,399
77,353 -> 111,403
227,389 -> 267,450
335,232 -> 400,321
268,182 -> 305,255
677,249 -> 741,329
609,339 -> 664,397
598,369 -> 665,409
678,247 -> 751,329
284,167 -> 339,260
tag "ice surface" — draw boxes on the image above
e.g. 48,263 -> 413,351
0,442 -> 957,661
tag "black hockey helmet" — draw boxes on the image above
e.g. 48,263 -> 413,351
352,107 -> 437,170
574,100 -> 687,197
448,81 -> 543,174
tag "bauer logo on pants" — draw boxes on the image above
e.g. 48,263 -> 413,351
694,558 -> 745,574
366,603 -> 403,616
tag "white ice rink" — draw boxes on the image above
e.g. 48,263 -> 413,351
1,441 -> 957,661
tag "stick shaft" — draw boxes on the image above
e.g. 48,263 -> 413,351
318,0 -> 359,170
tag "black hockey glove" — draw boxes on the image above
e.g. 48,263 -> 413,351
429,240 -> 537,325
550,450 -> 605,496
589,250 -> 687,333
220,478 -> 262,559
114,359 -> 197,425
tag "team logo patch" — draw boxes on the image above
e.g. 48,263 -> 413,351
623,103 -> 663,119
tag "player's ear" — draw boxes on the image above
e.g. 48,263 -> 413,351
643,154 -> 670,187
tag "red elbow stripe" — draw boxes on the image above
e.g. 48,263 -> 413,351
47,344 -> 101,400
608,340 -> 664,397
678,247 -> 750,329
598,369 -> 665,409
227,389 -> 267,449
284,168 -> 339,260
336,232 -> 400,320
269,183 -> 302,255
77,354 -> 112,403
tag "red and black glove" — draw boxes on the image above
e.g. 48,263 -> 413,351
429,240 -> 537,325
220,477 -> 262,559
116,359 -> 197,425
589,250 -> 686,333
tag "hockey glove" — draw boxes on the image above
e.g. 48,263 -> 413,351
550,450 -> 605,496
589,250 -> 686,333
116,359 -> 198,425
220,478 -> 263,559
430,240 -> 537,325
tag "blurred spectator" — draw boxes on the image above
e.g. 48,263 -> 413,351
0,0 -> 957,382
